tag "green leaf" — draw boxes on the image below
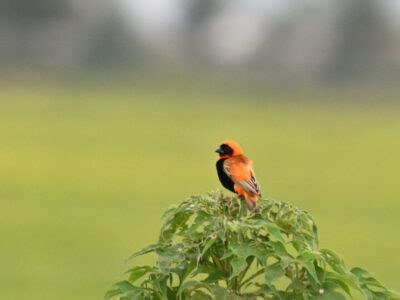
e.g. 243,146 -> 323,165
325,272 -> 360,296
201,237 -> 217,257
269,241 -> 292,267
104,281 -> 135,299
265,262 -> 284,282
209,285 -> 235,300
316,290 -> 346,300
190,290 -> 213,300
121,288 -> 148,300
290,240 -> 308,253
177,280 -> 212,298
187,210 -> 212,234
351,267 -> 387,290
325,273 -> 352,297
128,243 -> 162,261
109,192 -> 398,300
320,249 -> 346,274
201,270 -> 226,284
351,267 -> 400,299
295,252 -> 320,284
222,241 -> 268,264
156,243 -> 187,273
229,257 -> 248,279
125,265 -> 153,283
265,223 -> 285,242
159,198 -> 197,241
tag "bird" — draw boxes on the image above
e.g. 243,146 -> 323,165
215,140 -> 261,211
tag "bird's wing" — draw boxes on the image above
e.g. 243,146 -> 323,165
223,156 -> 260,195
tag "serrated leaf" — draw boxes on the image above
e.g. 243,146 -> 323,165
265,262 -> 284,282
351,267 -> 386,288
326,271 -> 360,295
320,249 -> 346,274
324,273 -> 353,297
210,285 -> 235,300
187,210 -> 212,234
128,243 -> 162,261
229,257 -> 248,279
191,290 -> 213,300
269,241 -> 288,256
104,281 -> 135,299
265,223 -> 285,242
201,270 -> 226,284
316,290 -> 346,300
110,193 -> 398,300
201,237 -> 217,257
121,288 -> 148,300
177,280 -> 212,298
296,257 -> 319,284
125,265 -> 153,283
159,199 -> 198,242
291,240 -> 308,253
269,241 -> 292,267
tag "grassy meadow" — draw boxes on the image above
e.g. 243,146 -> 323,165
1,81 -> 400,299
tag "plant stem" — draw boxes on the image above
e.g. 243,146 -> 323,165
210,251 -> 229,286
210,252 -> 224,273
239,268 -> 264,288
237,256 -> 255,288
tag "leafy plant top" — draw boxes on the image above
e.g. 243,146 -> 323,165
106,191 -> 399,299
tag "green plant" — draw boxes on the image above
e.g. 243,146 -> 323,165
106,191 -> 399,299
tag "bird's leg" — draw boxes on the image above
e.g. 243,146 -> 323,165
245,199 -> 257,212
222,196 -> 232,206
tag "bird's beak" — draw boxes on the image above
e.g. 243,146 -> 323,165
215,147 -> 223,154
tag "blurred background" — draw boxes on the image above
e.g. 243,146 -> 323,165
1,0 -> 400,299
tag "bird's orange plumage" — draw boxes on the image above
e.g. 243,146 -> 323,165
215,141 -> 261,207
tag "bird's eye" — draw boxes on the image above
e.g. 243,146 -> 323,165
221,144 -> 233,155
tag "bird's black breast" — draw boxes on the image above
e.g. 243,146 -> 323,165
216,158 -> 235,193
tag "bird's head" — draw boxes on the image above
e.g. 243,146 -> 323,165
215,140 -> 243,158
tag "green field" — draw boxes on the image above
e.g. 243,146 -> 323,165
1,82 -> 400,299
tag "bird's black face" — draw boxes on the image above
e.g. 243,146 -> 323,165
215,144 -> 234,156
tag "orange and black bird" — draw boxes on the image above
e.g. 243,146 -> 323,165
215,140 -> 261,211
